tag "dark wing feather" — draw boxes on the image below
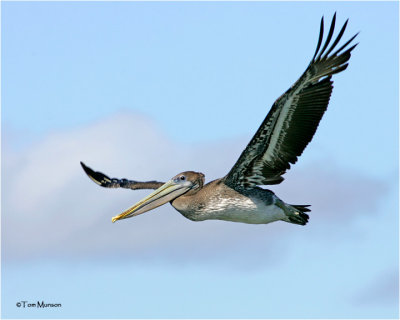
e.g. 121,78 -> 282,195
80,162 -> 164,190
224,14 -> 358,188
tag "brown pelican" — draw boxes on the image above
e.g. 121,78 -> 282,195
81,14 -> 358,225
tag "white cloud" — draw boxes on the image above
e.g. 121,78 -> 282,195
2,112 -> 389,264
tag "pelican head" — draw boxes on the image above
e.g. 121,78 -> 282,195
111,171 -> 205,223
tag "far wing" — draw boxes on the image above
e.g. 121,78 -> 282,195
224,14 -> 358,188
80,162 -> 164,190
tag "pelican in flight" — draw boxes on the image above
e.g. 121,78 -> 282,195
82,14 -> 357,225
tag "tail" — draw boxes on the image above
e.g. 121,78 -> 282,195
286,204 -> 311,226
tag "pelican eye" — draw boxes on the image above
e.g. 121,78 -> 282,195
179,175 -> 186,181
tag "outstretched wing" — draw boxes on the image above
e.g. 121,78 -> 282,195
80,162 -> 164,190
224,14 -> 358,188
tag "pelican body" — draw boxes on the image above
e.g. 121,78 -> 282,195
156,174 -> 308,225
81,14 -> 357,226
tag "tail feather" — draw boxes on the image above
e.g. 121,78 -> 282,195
292,204 -> 311,212
287,204 -> 311,225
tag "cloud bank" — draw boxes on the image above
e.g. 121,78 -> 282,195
2,112 -> 388,265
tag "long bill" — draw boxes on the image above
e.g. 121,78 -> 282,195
111,180 -> 191,223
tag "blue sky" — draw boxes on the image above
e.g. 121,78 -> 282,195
1,1 -> 399,319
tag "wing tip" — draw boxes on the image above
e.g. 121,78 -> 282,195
80,161 -> 91,175
80,161 -> 106,186
312,13 -> 358,64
